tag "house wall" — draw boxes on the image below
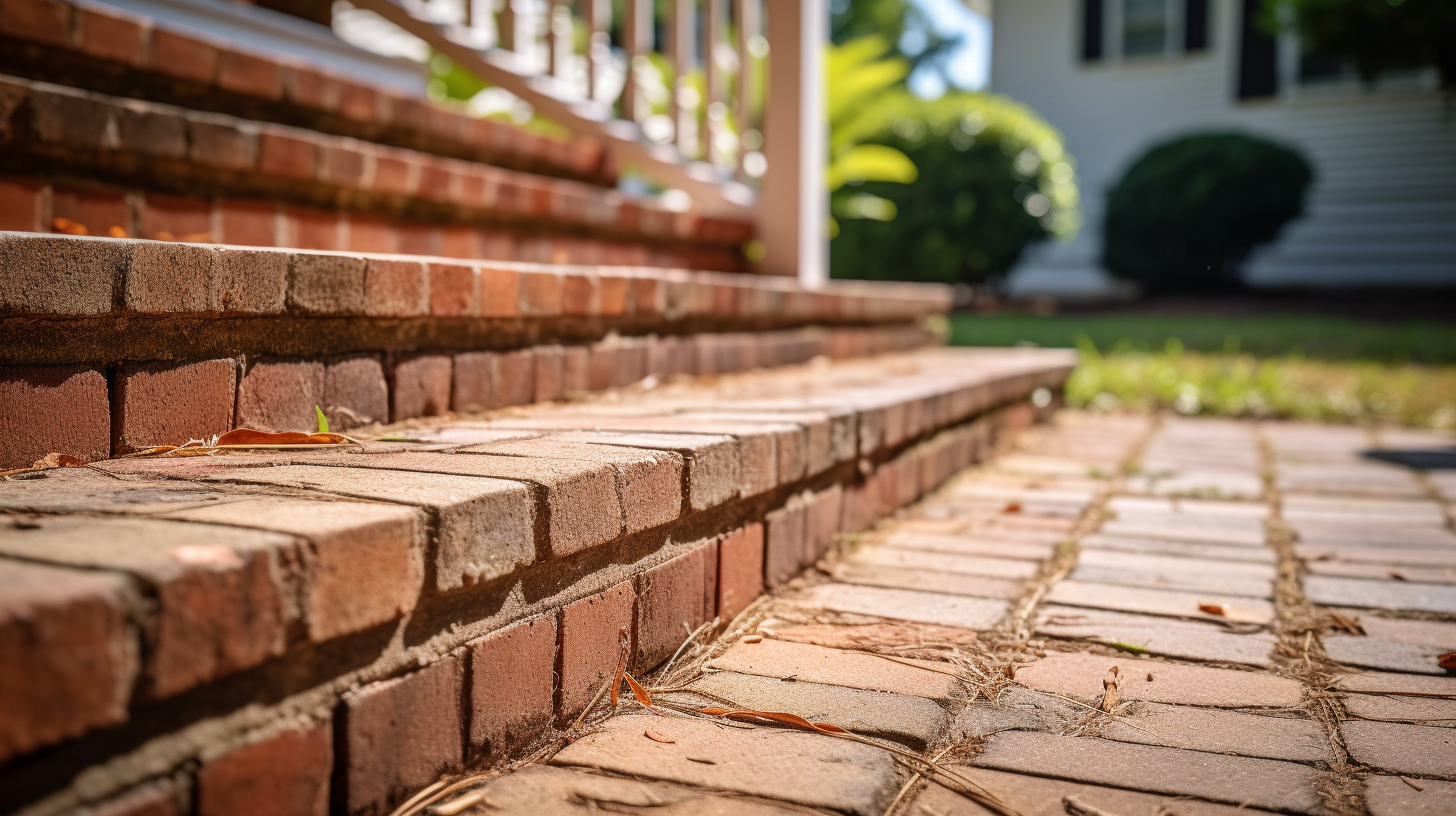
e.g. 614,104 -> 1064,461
991,0 -> 1456,295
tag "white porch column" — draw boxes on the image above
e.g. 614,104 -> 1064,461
757,0 -> 826,287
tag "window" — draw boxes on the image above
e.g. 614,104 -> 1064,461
1122,0 -> 1170,57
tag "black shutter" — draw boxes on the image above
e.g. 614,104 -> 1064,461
1184,0 -> 1209,50
1081,0 -> 1105,62
1238,0 -> 1278,98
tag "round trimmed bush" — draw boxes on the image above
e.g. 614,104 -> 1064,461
1102,132 -> 1313,292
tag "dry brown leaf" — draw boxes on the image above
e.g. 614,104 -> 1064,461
1198,603 -> 1229,617
107,225 -> 128,238
1328,612 -> 1366,636
1002,501 -> 1023,514
1399,776 -> 1426,792
32,453 -> 86,469
216,428 -> 349,447
1390,571 -> 1408,581
609,628 -> 629,710
741,635 -> 763,644
51,217 -> 88,235
686,756 -> 716,764
1438,652 -> 1456,671
1098,666 -> 1120,713
700,706 -> 849,736
1146,672 -> 1154,682
623,672 -> 654,707
643,729 -> 675,744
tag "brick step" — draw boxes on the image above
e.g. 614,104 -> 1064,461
0,72 -> 747,268
0,346 -> 1073,815
0,0 -> 607,184
0,232 -> 950,467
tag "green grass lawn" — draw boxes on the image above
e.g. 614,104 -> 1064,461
947,312 -> 1456,428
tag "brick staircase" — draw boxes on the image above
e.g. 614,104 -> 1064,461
0,2 -> 1077,814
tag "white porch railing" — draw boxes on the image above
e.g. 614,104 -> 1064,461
343,0 -> 823,284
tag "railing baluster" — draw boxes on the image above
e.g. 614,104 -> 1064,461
498,0 -> 517,52
585,0 -> 610,102
704,0 -> 723,165
734,0 -> 756,177
621,0 -> 650,121
672,0 -> 694,155
547,0 -> 567,77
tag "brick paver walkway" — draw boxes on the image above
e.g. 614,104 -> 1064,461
417,414 -> 1455,816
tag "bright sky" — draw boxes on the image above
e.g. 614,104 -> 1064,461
905,0 -> 991,97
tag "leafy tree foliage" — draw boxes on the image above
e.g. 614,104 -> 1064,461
1266,0 -> 1456,89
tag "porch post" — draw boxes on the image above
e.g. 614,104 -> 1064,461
757,0 -> 826,287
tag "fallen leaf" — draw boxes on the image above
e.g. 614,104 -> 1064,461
1063,795 -> 1120,816
1198,603 -> 1229,617
107,225 -> 128,238
1328,612 -> 1366,636
1146,672 -> 1154,682
700,707 -> 850,736
1098,666 -> 1120,713
1399,776 -> 1426,792
214,428 -> 349,447
32,453 -> 85,469
1390,571 -> 1408,581
623,672 -> 653,707
609,628 -> 629,710
1002,501 -> 1023,514
741,635 -> 763,644
643,729 -> 675,744
1439,652 -> 1455,671
51,217 -> 87,235
686,756 -> 716,764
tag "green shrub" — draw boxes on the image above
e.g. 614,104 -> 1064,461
829,92 -> 1080,286
1102,132 -> 1313,293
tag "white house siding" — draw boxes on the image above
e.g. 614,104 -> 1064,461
991,0 -> 1456,294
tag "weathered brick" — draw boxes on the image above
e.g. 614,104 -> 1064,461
343,658 -> 463,816
151,29 -> 219,83
197,720 -> 332,816
560,580 -> 634,721
258,128 -> 315,179
635,542 -> 715,671
115,102 -> 187,161
0,558 -> 133,763
324,354 -> 388,430
49,185 -> 129,237
428,262 -> 475,317
451,351 -> 494,414
469,616 -> 557,759
236,358 -> 324,433
562,273 -> 596,316
289,252 -> 365,314
0,233 -> 122,315
765,503 -> 808,587
391,354 -> 452,421
138,193 -> 210,240
0,365 -> 110,468
217,48 -> 280,99
124,241 -> 214,312
478,265 -> 521,317
84,780 -> 181,816
718,524 -> 765,621
317,142 -> 370,189
0,176 -> 43,232
0,0 -> 70,47
520,269 -> 563,316
286,209 -> 342,251
210,247 -> 288,313
77,6 -> 149,64
343,215 -> 394,254
494,349 -> 536,408
561,346 -> 590,394
337,81 -> 377,122
188,113 -> 257,171
533,345 -> 565,403
217,200 -> 277,246
362,258 -> 426,317
806,484 -> 844,564
0,515 -> 291,697
115,359 -> 236,451
162,496 -> 423,644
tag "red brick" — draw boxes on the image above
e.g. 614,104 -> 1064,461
0,559 -> 132,763
0,365 -> 111,468
520,270 -> 563,316
217,200 -> 276,246
51,186 -> 131,238
468,616 -> 556,760
344,215 -> 394,254
559,580 -> 634,721
587,342 -> 618,392
236,358 -> 323,434
451,351 -> 494,413
85,780 -> 181,816
113,359 -> 235,451
437,225 -> 479,259
805,484 -> 844,564
562,346 -> 590,394
764,503 -> 808,588
338,81 -> 377,122
280,65 -> 339,111
138,193 -> 212,241
203,247 -> 286,314
114,105 -> 185,160
635,542 -> 715,671
363,258 -> 426,317
318,142 -> 369,189
533,345 -> 564,403
290,252 -> 365,313
416,157 -> 453,204
343,658 -> 463,816
0,0 -> 70,47
324,354 -> 388,430
717,524 -> 764,622
124,241 -> 212,312
630,277 -> 663,317
0,176 -> 44,231
396,223 -> 434,255
598,275 -> 629,316
494,349 -> 535,408
478,266 -> 521,317
478,228 -> 513,259
188,114 -> 257,171
562,273 -> 596,316
197,721 -> 331,816
76,7 -> 148,65
217,48 -> 280,99
391,354 -> 452,421
151,30 -> 219,83
428,262 -> 476,317
258,129 -> 316,180
371,150 -> 416,195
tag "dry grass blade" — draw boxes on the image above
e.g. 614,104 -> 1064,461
881,745 -> 952,816
432,790 -> 493,815
386,780 -> 445,816
700,707 -> 849,735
